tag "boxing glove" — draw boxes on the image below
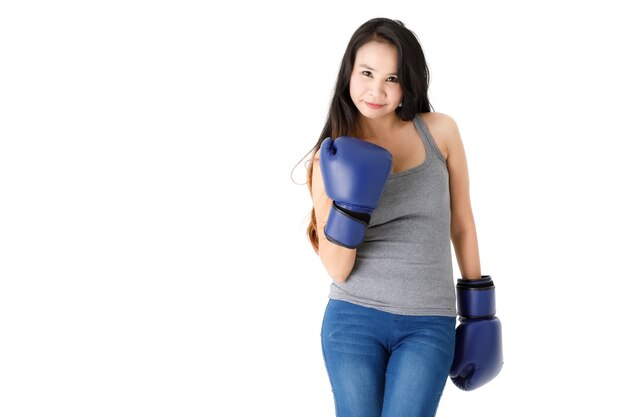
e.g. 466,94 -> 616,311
319,136 -> 392,248
449,276 -> 503,391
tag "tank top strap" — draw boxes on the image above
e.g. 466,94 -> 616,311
413,114 -> 447,164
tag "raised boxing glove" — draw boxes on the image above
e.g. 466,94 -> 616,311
449,276 -> 503,391
319,136 -> 392,249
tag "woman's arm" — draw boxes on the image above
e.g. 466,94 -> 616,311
436,114 -> 482,280
311,151 -> 357,282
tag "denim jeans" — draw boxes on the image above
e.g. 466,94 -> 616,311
321,299 -> 456,417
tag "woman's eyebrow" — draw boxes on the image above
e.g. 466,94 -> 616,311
357,63 -> 397,76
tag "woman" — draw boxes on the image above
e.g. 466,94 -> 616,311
304,17 -> 502,417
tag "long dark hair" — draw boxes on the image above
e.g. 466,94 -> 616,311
305,17 -> 433,252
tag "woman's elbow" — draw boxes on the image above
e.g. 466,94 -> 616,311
325,264 -> 352,283
318,241 -> 357,283
450,215 -> 477,239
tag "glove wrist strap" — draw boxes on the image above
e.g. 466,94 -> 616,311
456,275 -> 496,319
324,202 -> 368,249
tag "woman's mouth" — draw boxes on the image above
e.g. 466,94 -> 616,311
365,102 -> 384,109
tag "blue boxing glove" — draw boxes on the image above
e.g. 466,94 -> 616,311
450,276 -> 503,391
319,136 -> 392,249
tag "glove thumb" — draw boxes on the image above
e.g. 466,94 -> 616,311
450,364 -> 476,391
320,137 -> 335,158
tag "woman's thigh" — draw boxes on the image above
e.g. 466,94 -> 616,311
382,316 -> 456,417
321,300 -> 391,417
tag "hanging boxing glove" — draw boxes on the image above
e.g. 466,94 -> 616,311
449,276 -> 503,391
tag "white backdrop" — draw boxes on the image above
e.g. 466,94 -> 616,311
1,1 -> 625,416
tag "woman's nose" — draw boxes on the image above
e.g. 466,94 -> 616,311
368,82 -> 385,98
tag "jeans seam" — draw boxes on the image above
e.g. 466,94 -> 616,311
321,335 -> 341,417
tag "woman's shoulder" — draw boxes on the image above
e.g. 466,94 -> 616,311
419,111 -> 459,133
313,148 -> 321,162
418,112 -> 461,160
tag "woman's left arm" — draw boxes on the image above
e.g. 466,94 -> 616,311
441,115 -> 482,280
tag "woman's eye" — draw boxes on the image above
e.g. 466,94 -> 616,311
387,76 -> 398,83
361,70 -> 372,77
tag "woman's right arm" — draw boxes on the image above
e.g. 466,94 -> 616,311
311,150 -> 357,282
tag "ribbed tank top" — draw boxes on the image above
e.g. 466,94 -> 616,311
328,114 -> 457,316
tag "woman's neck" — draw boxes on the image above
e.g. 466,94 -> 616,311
355,114 -> 405,142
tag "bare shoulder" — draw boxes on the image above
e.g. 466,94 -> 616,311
420,112 -> 462,160
421,111 -> 458,130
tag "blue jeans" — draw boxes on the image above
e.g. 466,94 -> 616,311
321,299 -> 456,417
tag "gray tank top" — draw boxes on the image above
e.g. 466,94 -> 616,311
328,114 -> 456,317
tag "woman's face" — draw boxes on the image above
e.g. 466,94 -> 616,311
349,41 -> 403,120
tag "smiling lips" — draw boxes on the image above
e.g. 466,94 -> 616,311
365,102 -> 384,109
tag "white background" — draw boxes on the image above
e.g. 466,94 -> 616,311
1,0 -> 625,416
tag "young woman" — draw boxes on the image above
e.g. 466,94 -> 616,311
304,18 -> 503,417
